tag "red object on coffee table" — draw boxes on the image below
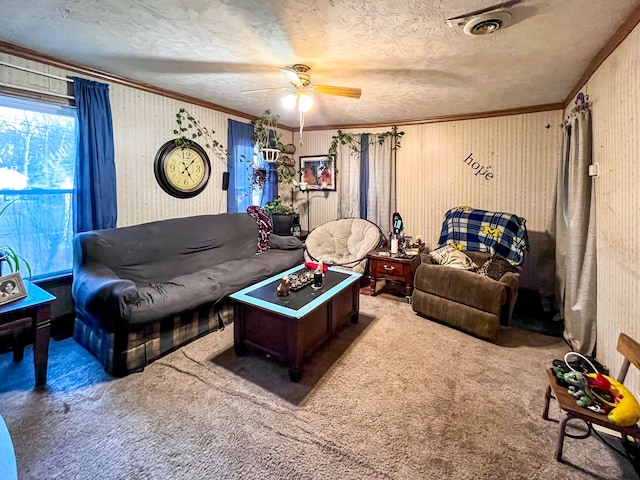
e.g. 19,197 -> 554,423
304,261 -> 329,272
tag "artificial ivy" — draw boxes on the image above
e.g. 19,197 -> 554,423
173,108 -> 229,164
328,127 -> 405,156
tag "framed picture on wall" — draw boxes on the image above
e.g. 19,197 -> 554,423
299,154 -> 336,191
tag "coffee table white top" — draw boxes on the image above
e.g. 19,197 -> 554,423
230,265 -> 361,319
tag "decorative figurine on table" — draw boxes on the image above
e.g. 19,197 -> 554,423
277,275 -> 291,296
391,212 -> 404,254
392,212 -> 403,236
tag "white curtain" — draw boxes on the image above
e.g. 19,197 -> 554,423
337,133 -> 396,235
367,136 -> 395,235
337,134 -> 362,218
554,104 -> 597,354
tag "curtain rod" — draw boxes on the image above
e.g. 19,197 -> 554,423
0,60 -> 73,82
0,82 -> 73,100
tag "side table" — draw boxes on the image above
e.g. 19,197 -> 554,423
367,251 -> 421,302
0,281 -> 55,387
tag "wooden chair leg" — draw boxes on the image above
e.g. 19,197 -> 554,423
542,385 -> 552,420
556,414 -> 572,462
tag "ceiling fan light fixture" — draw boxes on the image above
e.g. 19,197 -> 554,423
282,91 -> 314,112
298,92 -> 314,112
282,93 -> 297,109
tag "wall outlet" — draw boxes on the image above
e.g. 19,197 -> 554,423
588,163 -> 599,177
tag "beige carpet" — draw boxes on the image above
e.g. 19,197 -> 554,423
0,294 -> 637,480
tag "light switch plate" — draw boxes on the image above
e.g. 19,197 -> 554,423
588,163 -> 599,177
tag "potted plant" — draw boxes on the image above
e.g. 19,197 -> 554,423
263,196 -> 298,235
252,110 -> 281,163
0,201 -> 31,277
251,167 -> 267,190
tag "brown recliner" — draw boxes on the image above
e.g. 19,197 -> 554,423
411,206 -> 528,341
412,250 -> 520,341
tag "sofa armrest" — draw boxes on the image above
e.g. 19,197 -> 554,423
268,234 -> 303,250
73,263 -> 138,319
414,263 -> 508,315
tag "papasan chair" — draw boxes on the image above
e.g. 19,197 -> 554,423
303,218 -> 385,274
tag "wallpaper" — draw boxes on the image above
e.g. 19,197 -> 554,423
571,23 -> 640,394
295,111 -> 562,291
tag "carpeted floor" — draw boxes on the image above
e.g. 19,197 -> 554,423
0,294 -> 636,479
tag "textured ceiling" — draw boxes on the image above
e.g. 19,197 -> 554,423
0,0 -> 638,128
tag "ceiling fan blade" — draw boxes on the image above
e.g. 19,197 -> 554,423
241,87 -> 291,94
279,67 -> 304,87
312,85 -> 362,99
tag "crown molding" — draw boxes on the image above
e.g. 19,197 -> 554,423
0,40 -> 258,123
563,4 -> 640,107
305,103 -> 564,131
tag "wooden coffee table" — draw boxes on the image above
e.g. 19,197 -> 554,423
230,265 -> 361,381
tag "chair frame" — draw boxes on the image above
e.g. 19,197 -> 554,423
543,333 -> 640,462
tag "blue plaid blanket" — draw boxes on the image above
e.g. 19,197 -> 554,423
437,206 -> 529,265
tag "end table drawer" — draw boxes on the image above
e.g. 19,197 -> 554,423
375,261 -> 406,278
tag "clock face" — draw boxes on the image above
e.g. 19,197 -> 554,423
154,140 -> 211,198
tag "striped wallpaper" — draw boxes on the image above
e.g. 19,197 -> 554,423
293,112 -> 562,291
571,23 -> 640,394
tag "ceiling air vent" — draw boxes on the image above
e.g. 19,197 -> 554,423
463,10 -> 512,35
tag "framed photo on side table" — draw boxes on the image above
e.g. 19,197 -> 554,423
300,154 -> 336,191
0,273 -> 27,306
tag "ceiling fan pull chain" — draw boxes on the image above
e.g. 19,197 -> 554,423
299,109 -> 305,146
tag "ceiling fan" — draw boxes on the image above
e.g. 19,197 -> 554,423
242,64 -> 361,142
242,64 -> 361,108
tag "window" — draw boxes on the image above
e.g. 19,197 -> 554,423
0,95 -> 76,279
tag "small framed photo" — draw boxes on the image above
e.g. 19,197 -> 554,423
0,273 -> 27,306
300,154 -> 336,191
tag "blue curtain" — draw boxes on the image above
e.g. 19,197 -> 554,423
73,77 -> 117,233
261,162 -> 278,206
227,119 -> 254,212
359,133 -> 370,218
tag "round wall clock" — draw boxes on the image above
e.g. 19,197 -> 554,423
154,139 -> 211,198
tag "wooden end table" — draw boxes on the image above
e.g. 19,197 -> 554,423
367,251 -> 421,302
0,281 -> 55,387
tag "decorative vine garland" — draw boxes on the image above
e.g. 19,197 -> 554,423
328,127 -> 405,156
173,108 -> 229,165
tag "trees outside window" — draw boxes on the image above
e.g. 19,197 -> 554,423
0,95 -> 76,278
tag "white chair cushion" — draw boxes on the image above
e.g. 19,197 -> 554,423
304,218 -> 382,273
